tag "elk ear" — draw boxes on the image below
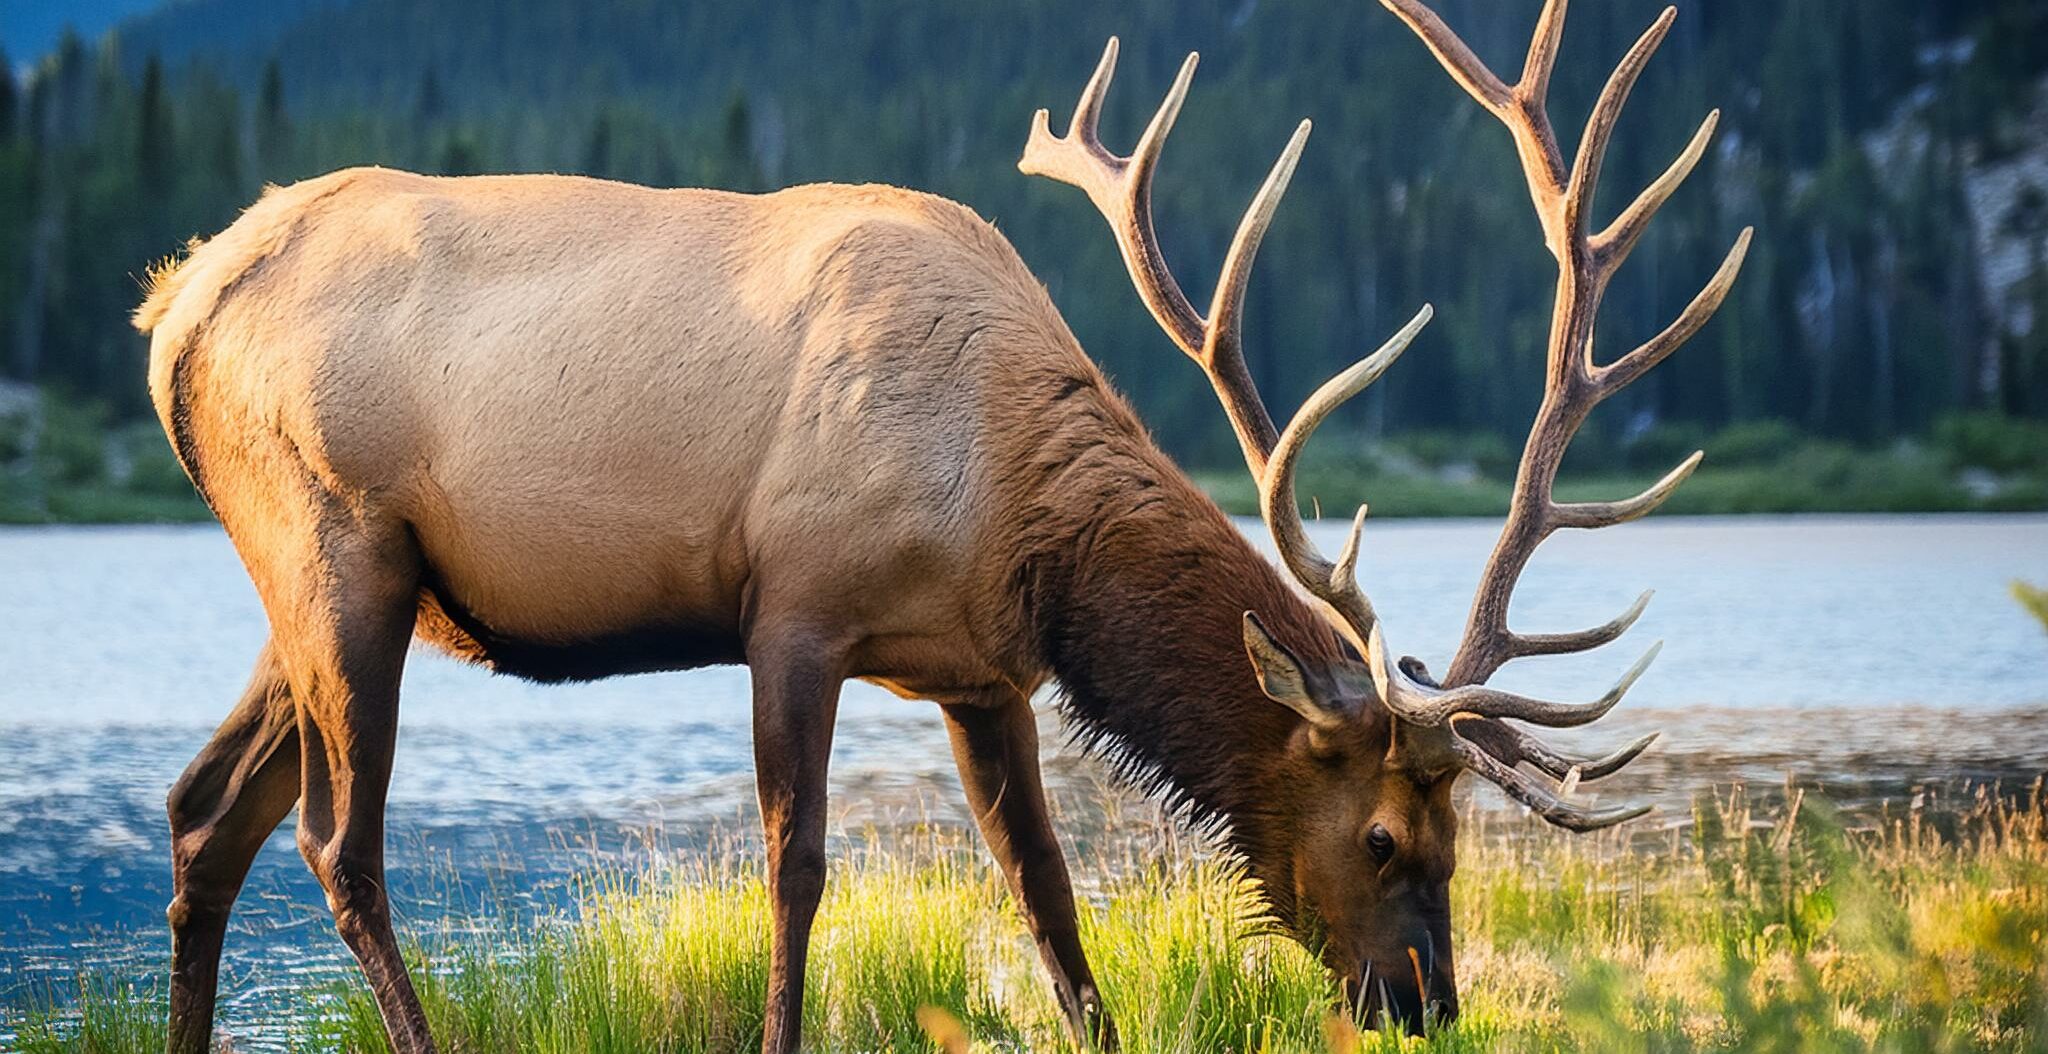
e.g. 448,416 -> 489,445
1242,611 -> 1352,729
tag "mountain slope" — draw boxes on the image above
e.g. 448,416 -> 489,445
2,0 -> 165,62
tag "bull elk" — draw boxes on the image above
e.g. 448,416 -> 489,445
136,1 -> 1742,1049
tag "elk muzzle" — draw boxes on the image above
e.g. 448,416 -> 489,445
1339,911 -> 1456,1036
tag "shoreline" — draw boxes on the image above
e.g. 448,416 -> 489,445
10,465 -> 2048,526
8,505 -> 2048,530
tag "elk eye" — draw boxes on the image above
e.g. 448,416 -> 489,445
1366,824 -> 1397,865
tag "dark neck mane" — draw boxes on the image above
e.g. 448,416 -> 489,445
1010,403 -> 1342,850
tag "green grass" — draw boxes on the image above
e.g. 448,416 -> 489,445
12,781 -> 2047,1052
7,976 -> 170,1054
2016,582 -> 2048,633
0,485 -> 213,524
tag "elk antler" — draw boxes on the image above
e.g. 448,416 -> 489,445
1025,14 -> 1743,831
1020,37 -> 1431,644
1365,0 -> 1752,827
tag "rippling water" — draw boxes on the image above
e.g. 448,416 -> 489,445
1,515 -> 2045,1042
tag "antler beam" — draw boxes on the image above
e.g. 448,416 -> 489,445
1262,306 -> 1434,649
1381,0 -> 1750,687
1020,37 -> 1311,482
1373,0 -> 1751,827
1023,36 -> 1436,649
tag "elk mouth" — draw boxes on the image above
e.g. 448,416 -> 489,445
1343,948 -> 1456,1037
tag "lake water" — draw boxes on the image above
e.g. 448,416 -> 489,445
2,515 -> 2046,1043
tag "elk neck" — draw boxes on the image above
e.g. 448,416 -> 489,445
997,371 -> 1347,853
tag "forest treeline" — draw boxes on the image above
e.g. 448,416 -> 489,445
1,0 -> 2046,486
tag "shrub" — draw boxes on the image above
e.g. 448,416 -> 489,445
1709,418 -> 1801,467
1619,421 -> 1710,474
111,422 -> 198,499
35,392 -> 109,486
1389,431 -> 1517,478
1933,412 -> 2048,473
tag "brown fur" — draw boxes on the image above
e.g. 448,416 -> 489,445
138,168 -> 1447,1053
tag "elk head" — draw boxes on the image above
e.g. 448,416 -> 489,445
1024,1 -> 1748,1033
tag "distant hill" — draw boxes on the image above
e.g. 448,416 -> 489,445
114,0 -> 1266,119
105,0 -> 338,75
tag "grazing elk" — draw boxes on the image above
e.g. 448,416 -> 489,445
136,0 -> 1740,1048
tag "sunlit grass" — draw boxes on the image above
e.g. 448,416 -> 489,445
13,780 -> 2046,1052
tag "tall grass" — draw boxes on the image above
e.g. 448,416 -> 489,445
13,781 -> 2046,1052
2016,582 -> 2048,632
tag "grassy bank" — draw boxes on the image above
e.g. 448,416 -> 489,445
0,388 -> 210,525
1196,416 -> 2048,518
11,781 -> 2046,1052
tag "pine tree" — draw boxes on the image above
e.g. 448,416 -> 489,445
2004,187 -> 2048,415
258,58 -> 289,175
718,89 -> 761,191
46,30 -> 89,145
415,67 -> 445,127
0,41 -> 16,144
137,54 -> 174,191
437,134 -> 480,176
581,112 -> 613,177
207,88 -> 243,192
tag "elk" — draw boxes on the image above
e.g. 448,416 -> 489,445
135,1 -> 1740,1049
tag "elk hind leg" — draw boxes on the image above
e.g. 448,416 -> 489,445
165,643 -> 301,1054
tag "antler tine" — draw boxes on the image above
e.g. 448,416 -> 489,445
1065,36 -> 1118,148
1552,451 -> 1702,529
1261,306 -> 1435,649
1378,0 -> 1512,115
1509,589 -> 1652,658
1563,7 -> 1676,239
1206,120 -> 1312,368
1456,718 -> 1660,783
1448,729 -> 1654,831
1021,39 -> 1207,358
1023,38 -> 1319,481
1595,228 -> 1754,395
1131,53 -> 1200,188
1518,0 -> 1569,108
1370,628 -> 1661,729
1595,109 -> 1719,274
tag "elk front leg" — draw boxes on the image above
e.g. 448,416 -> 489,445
942,692 -> 1114,1050
748,625 -> 846,1054
165,643 -> 301,1054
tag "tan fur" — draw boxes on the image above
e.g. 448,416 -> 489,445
147,168 -> 1324,1052
141,168 -> 1101,697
